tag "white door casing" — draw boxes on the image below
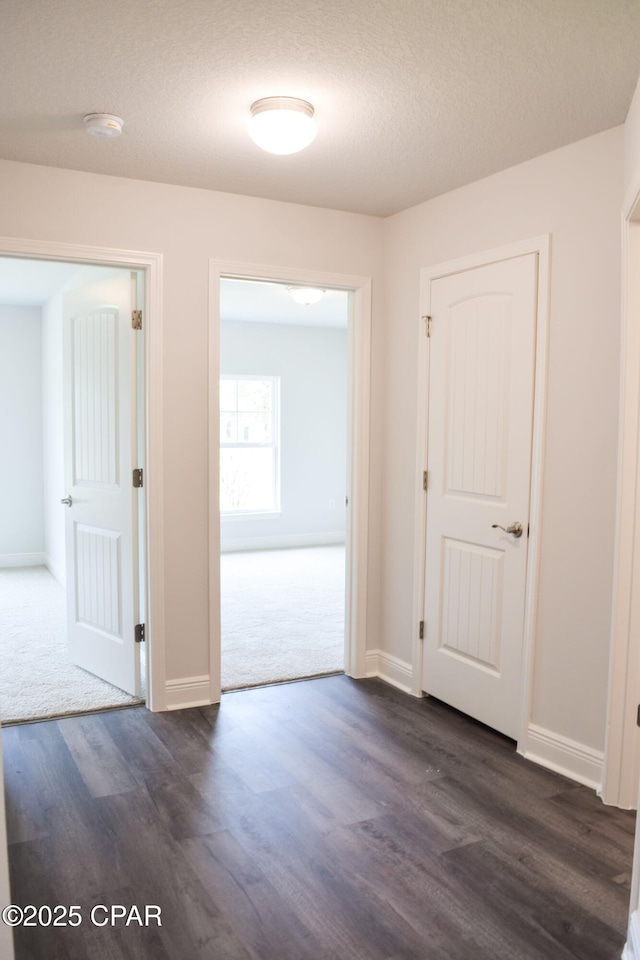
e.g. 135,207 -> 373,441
63,271 -> 141,696
422,254 -> 538,739
208,261 -> 372,703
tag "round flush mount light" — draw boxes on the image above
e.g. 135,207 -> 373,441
83,113 -> 124,138
249,97 -> 316,155
288,286 -> 325,305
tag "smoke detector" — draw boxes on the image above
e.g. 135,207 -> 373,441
83,114 -> 124,138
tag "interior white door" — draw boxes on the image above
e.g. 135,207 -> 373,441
63,271 -> 141,696
422,254 -> 538,738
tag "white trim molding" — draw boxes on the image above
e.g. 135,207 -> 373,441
602,194 -> 640,808
521,723 -> 604,791
365,650 -> 414,695
209,260 -> 372,703
0,236 -> 165,713
412,236 -> 551,748
164,676 -> 212,711
221,532 -> 345,553
0,552 -> 46,568
623,911 -> 640,960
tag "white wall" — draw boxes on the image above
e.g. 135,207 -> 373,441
220,320 -> 347,550
41,289 -> 65,583
380,126 -> 623,755
0,158 -> 385,686
0,305 -> 44,563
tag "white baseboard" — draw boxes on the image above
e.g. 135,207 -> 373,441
623,911 -> 640,960
45,554 -> 66,587
221,532 -> 345,553
520,722 -> 604,790
365,649 -> 415,695
0,552 -> 46,568
164,675 -> 213,710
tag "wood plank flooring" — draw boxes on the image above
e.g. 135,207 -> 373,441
2,675 -> 635,959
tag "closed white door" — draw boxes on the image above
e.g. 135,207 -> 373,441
63,271 -> 141,696
422,254 -> 538,738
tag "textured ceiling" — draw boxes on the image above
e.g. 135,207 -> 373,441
221,279 -> 348,328
3,0 -> 640,216
0,258 -> 78,305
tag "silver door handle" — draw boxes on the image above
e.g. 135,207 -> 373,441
491,521 -> 523,538
60,496 -> 73,507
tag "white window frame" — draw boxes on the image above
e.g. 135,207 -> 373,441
219,374 -> 281,518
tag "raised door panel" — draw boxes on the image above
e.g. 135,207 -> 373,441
72,309 -> 119,487
446,296 -> 510,501
439,537 -> 503,674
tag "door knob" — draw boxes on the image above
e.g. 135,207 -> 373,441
60,496 -> 73,507
491,521 -> 523,538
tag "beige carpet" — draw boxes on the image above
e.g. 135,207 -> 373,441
0,566 -> 143,724
221,545 -> 345,690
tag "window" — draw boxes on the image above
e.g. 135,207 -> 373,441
220,376 -> 280,514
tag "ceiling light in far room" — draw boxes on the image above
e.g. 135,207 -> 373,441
288,286 -> 325,305
249,97 -> 316,155
83,113 -> 124,138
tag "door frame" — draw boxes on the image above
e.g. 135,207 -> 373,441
602,176 -> 640,809
411,236 -> 551,751
0,236 -> 165,711
208,260 -> 372,700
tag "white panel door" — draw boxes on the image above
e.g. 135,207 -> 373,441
422,254 -> 537,738
63,272 -> 140,695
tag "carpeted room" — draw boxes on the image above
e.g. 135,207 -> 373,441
219,278 -> 350,689
0,263 -> 145,724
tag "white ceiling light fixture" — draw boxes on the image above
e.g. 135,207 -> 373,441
83,113 -> 124,138
249,97 -> 316,155
288,286 -> 325,305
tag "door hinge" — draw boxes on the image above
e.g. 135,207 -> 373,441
423,470 -> 428,491
135,623 -> 145,644
422,315 -> 432,338
133,468 -> 143,488
131,309 -> 142,330
419,620 -> 424,640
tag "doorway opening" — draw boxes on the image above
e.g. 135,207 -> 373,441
218,277 -> 349,690
0,256 -> 147,723
209,260 -> 371,702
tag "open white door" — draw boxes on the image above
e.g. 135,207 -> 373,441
63,271 -> 141,696
422,254 -> 537,739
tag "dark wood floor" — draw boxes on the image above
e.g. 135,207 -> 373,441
2,675 -> 635,960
